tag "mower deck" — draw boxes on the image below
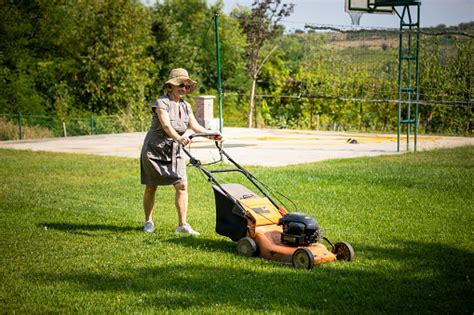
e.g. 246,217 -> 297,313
254,225 -> 337,265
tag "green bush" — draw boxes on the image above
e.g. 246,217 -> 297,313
0,117 -> 18,140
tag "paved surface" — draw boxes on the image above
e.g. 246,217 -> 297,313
1,128 -> 472,166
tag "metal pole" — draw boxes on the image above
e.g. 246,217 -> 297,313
214,12 -> 223,134
397,7 -> 405,152
406,6 -> 412,151
90,112 -> 94,135
414,3 -> 421,152
18,112 -> 23,140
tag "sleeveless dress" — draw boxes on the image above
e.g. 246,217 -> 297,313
140,95 -> 192,186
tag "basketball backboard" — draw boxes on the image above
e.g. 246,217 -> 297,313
345,0 -> 394,14
371,0 -> 421,7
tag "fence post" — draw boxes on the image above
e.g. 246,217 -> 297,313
62,121 -> 67,137
17,112 -> 23,140
90,113 -> 94,135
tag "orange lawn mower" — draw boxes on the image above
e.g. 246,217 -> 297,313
182,133 -> 354,270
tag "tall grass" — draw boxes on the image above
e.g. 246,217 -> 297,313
0,147 -> 472,313
0,117 -> 54,140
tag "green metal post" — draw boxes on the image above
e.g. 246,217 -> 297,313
214,12 -> 223,134
397,7 -> 405,152
414,2 -> 421,152
395,2 -> 420,152
90,112 -> 94,135
18,112 -> 23,140
406,10 -> 412,151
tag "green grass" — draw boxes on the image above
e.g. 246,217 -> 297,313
1,146 -> 473,313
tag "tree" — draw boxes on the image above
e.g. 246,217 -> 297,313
76,0 -> 155,117
234,0 -> 294,128
0,0 -> 155,126
149,0 -> 247,94
0,0 -> 72,114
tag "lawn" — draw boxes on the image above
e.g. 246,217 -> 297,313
1,146 -> 473,313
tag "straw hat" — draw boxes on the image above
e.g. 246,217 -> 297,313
163,68 -> 197,92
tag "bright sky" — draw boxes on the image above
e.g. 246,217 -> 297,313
217,0 -> 474,30
144,0 -> 473,31
145,0 -> 474,31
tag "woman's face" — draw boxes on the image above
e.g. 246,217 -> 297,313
170,83 -> 191,98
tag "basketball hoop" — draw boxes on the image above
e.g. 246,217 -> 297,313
348,12 -> 363,25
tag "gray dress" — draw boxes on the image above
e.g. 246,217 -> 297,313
140,95 -> 192,186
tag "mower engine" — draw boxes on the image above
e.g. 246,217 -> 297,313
278,212 -> 321,246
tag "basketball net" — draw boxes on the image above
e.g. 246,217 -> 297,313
348,12 -> 363,26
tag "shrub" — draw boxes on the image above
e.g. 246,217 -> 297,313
0,117 -> 54,140
0,117 -> 18,140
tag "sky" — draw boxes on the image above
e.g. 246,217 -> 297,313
217,0 -> 473,31
145,0 -> 473,31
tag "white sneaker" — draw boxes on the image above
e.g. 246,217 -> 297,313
144,221 -> 154,233
175,223 -> 200,236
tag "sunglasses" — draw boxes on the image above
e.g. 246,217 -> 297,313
179,83 -> 192,90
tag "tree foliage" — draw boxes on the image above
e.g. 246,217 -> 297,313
233,0 -> 294,127
0,0 -> 154,128
0,1 -> 472,135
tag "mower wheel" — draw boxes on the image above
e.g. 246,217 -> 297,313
332,241 -> 355,261
237,237 -> 258,257
292,248 -> 315,270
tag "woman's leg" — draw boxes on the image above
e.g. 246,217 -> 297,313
174,182 -> 188,226
144,185 -> 157,222
174,181 -> 199,235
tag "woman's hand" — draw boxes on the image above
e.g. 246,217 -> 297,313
213,132 -> 223,141
176,135 -> 191,146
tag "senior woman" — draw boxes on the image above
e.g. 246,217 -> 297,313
140,68 -> 221,235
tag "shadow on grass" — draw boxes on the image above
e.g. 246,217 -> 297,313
40,222 -> 140,235
165,235 -> 236,254
37,239 -> 473,313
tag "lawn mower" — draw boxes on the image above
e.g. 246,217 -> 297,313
182,133 -> 354,269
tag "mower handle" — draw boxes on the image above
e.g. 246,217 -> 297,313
182,131 -> 223,168
189,132 -> 221,140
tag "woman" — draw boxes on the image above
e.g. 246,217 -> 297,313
140,68 -> 221,235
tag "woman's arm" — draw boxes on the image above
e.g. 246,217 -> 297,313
156,108 -> 191,145
188,110 -> 209,134
188,111 -> 223,140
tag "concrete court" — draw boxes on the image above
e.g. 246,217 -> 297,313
0,127 -> 472,166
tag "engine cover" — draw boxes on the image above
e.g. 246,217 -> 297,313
278,212 -> 321,246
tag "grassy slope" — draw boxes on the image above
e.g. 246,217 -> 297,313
0,147 -> 472,313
